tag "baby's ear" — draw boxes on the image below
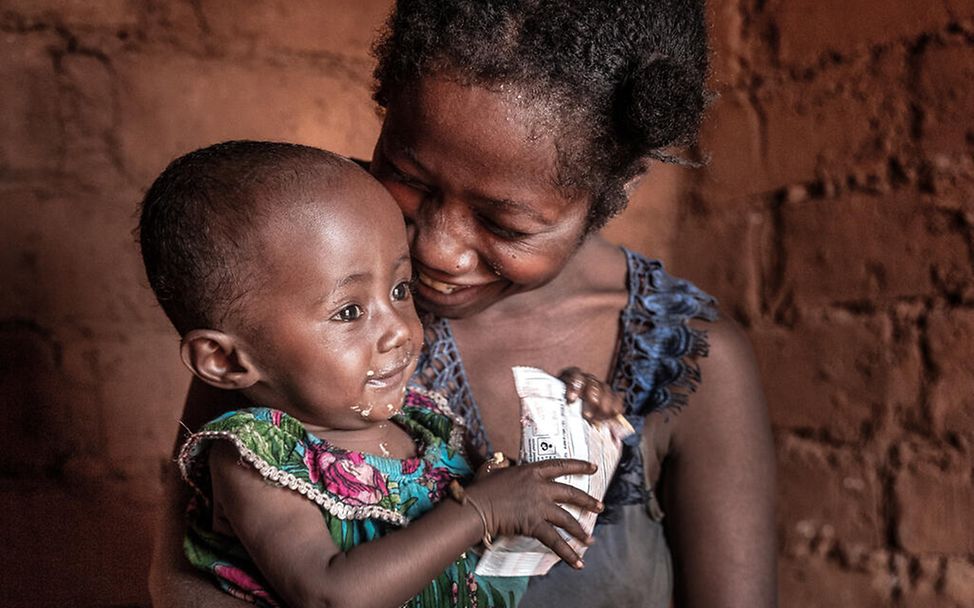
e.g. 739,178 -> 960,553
180,329 -> 261,390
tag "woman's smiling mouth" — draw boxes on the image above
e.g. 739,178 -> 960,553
417,271 -> 465,295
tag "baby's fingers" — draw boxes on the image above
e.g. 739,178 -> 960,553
550,481 -> 604,515
531,458 -> 597,479
532,522 -> 585,569
545,504 -> 592,546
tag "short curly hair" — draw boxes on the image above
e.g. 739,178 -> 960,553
372,0 -> 710,231
138,141 -> 348,335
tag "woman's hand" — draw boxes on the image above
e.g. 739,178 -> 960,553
464,458 -> 602,568
559,367 -> 625,421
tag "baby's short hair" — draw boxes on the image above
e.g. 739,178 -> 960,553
138,140 -> 352,335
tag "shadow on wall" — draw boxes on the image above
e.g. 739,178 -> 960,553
0,1 -> 394,605
2,0 -> 974,607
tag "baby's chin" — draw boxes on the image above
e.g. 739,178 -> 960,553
350,387 -> 408,421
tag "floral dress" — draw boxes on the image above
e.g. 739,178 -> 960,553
178,388 -> 526,608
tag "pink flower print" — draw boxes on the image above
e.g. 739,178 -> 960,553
304,445 -> 337,484
467,572 -> 479,607
323,452 -> 389,506
422,466 -> 455,500
213,564 -> 279,605
401,458 -> 421,475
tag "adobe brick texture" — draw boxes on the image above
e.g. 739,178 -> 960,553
0,1 -> 971,606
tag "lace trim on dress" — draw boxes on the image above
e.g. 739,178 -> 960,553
179,390 -> 466,528
178,430 -> 410,526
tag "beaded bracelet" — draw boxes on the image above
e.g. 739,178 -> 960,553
448,479 -> 493,550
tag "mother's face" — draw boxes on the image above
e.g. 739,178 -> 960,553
370,77 -> 591,319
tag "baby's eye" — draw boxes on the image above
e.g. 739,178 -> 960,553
332,304 -> 363,322
391,280 -> 413,301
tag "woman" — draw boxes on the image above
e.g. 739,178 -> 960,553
151,1 -> 776,606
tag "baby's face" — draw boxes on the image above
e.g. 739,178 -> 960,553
238,171 -> 422,432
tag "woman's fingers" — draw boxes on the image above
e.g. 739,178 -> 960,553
559,367 -> 585,401
558,367 -> 625,420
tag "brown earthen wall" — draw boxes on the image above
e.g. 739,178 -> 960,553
0,1 -> 970,606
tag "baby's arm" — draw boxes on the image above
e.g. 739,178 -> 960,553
209,442 -> 600,608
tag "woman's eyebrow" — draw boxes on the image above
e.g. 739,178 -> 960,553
473,195 -> 550,224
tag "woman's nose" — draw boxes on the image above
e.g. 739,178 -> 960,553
412,196 -> 477,275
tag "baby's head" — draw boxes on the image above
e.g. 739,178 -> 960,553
139,140 -> 422,429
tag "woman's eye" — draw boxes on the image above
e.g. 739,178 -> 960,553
332,304 -> 363,322
391,280 -> 413,301
391,168 -> 431,193
478,215 -> 528,240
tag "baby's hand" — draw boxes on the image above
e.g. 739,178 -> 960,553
464,459 -> 601,568
558,367 -> 625,421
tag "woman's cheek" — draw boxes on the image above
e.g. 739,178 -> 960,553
382,181 -> 423,218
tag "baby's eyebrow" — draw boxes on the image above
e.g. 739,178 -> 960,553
312,272 -> 370,308
336,272 -> 370,289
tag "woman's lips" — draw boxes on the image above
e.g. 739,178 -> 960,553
417,271 -> 466,295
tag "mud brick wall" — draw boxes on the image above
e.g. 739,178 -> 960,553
0,1 -> 971,607
673,1 -> 974,606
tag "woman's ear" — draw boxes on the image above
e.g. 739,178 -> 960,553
180,329 -> 261,390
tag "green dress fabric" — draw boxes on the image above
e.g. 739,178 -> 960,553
178,387 -> 526,607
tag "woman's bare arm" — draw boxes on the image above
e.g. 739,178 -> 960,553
148,378 -> 252,608
664,317 -> 777,608
149,463 -> 249,608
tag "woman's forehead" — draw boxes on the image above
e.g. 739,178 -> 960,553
382,78 -> 562,186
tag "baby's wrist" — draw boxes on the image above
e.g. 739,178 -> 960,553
448,480 -> 494,548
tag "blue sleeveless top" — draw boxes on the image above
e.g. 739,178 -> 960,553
410,250 -> 717,607
412,249 -> 716,513
413,249 -> 717,608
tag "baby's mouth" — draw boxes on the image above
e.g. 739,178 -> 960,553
417,272 -> 464,295
366,353 -> 413,387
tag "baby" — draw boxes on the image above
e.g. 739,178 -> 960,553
138,141 -> 603,608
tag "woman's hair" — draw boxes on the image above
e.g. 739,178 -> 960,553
372,0 -> 710,231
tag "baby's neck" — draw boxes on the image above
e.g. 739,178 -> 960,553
312,420 -> 418,459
